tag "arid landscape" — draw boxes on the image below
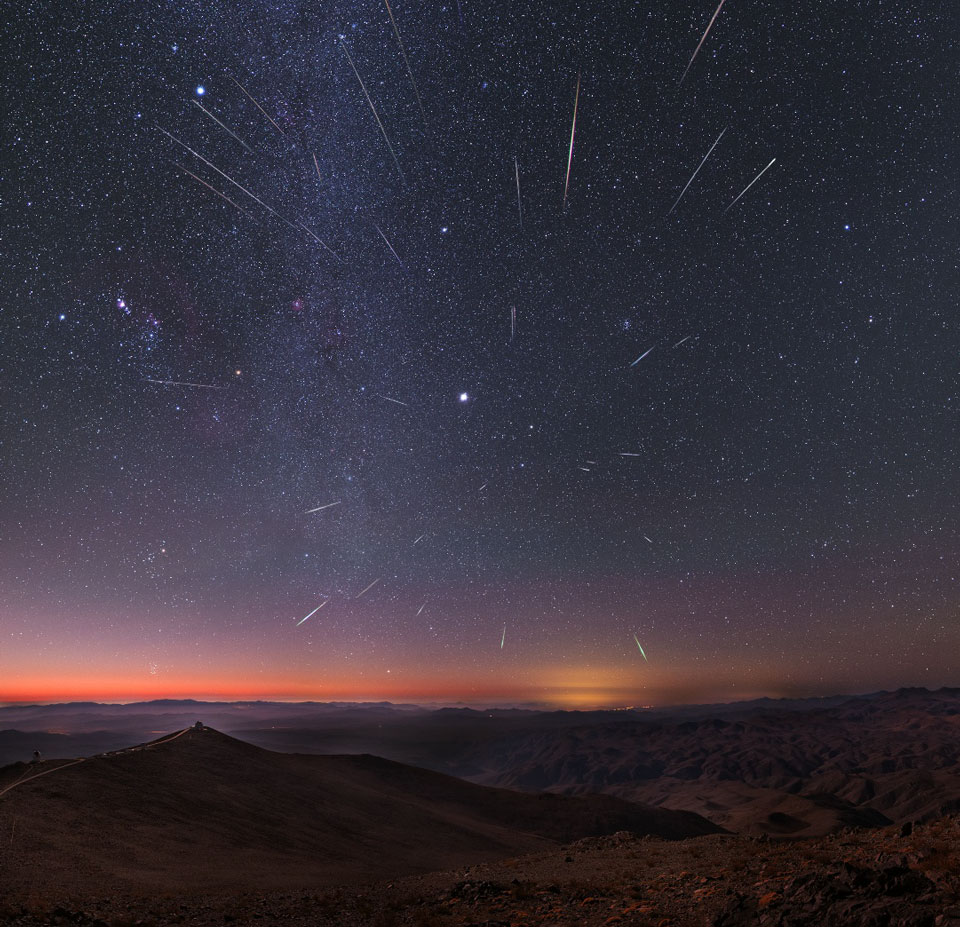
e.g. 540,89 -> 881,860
3,690 -> 960,924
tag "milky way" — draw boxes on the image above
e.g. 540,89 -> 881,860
2,1 -> 957,705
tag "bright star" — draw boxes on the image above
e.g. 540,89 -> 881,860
459,392 -> 469,402
196,85 -> 205,96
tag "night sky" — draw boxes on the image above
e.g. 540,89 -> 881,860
2,1 -> 957,706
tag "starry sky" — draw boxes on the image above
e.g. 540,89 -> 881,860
2,0 -> 957,707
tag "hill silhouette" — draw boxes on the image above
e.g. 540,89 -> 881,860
0,725 -> 720,899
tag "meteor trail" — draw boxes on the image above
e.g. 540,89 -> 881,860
501,624 -> 506,649
514,156 -> 522,229
383,0 -> 428,131
630,345 -> 655,367
157,126 -> 281,219
191,99 -> 252,152
478,482 -> 488,491
562,72 -> 581,208
634,634 -> 649,662
174,164 -> 254,219
229,75 -> 286,137
620,452 -> 642,456
413,533 -> 426,545
144,378 -> 226,389
340,38 -> 406,185
305,501 -> 341,514
724,157 -> 777,214
374,223 -> 403,265
416,602 -> 426,616
356,578 -> 380,599
379,394 -> 409,407
296,600 -> 328,626
643,535 -> 653,543
668,127 -> 727,215
511,306 -> 516,341
673,335 -> 692,348
297,221 -> 343,263
678,0 -> 727,87
312,152 -> 322,182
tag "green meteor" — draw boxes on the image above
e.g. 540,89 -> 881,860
633,634 -> 648,663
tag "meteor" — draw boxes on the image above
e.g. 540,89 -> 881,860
417,602 -> 426,616
229,74 -> 287,137
174,163 -> 254,219
144,378 -> 226,389
383,0 -> 428,131
379,394 -> 409,407
514,156 -> 522,229
678,0 -> 727,87
668,127 -> 727,215
356,578 -> 381,598
634,634 -> 649,662
191,99 -> 252,152
510,305 -> 516,341
630,345 -> 655,367
724,157 -> 777,214
374,223 -> 403,265
156,126 -> 281,219
413,533 -> 426,545
673,335 -> 692,348
297,221 -> 343,263
501,624 -> 506,649
340,38 -> 405,185
562,72 -> 580,208
305,501 -> 341,514
296,600 -> 328,626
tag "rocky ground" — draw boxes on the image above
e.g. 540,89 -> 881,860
3,816 -> 960,926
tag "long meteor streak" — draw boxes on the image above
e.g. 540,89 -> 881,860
297,221 -> 344,263
340,39 -> 406,185
678,0 -> 727,87
668,127 -> 727,215
501,624 -> 506,649
514,156 -> 522,229
563,72 -> 581,208
724,157 -> 777,214
305,501 -> 341,514
296,600 -> 328,626
174,164 -> 254,219
379,394 -> 409,407
634,634 -> 649,662
191,99 -> 252,152
355,578 -> 380,598
383,0 -> 428,130
374,224 -> 403,265
630,345 -> 655,367
144,378 -> 226,389
229,75 -> 286,137
157,126 -> 281,219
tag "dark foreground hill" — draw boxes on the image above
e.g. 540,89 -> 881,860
3,813 -> 960,926
0,726 -> 719,900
